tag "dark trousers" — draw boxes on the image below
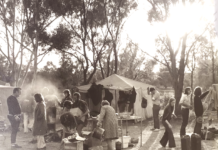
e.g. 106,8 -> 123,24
8,117 -> 20,144
180,108 -> 189,136
153,104 -> 160,129
194,116 -> 202,136
160,121 -> 176,148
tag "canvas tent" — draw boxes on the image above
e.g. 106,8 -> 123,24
0,85 -> 14,124
77,74 -> 154,120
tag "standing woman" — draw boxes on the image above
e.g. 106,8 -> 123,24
97,100 -> 118,150
193,87 -> 210,135
33,94 -> 47,150
160,98 -> 176,148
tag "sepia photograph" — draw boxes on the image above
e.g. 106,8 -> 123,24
0,0 -> 218,150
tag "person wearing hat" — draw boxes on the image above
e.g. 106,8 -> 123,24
150,87 -> 161,131
97,100 -> 118,150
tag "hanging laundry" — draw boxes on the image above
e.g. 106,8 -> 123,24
103,89 -> 113,105
87,83 -> 103,106
129,87 -> 137,104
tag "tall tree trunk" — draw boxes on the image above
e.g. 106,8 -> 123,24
21,53 -> 34,87
12,0 -> 16,86
106,49 -> 112,77
99,59 -> 105,79
32,0 -> 39,87
113,43 -> 118,74
212,45 -> 215,84
174,81 -> 183,115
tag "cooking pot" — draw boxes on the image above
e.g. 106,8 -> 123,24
92,127 -> 105,140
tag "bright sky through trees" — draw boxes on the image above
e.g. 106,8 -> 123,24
0,0 -> 215,72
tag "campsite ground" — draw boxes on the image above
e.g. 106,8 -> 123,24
0,118 -> 217,150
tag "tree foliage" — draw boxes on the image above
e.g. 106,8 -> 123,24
146,0 -> 210,115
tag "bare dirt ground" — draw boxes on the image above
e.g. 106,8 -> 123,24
0,117 -> 217,150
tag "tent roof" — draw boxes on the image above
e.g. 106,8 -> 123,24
77,74 -> 154,93
0,85 -> 13,89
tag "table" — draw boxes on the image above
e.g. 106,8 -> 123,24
118,116 -> 142,149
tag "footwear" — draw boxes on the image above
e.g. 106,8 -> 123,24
11,144 -> 22,148
153,129 -> 160,132
150,128 -> 155,131
37,146 -> 46,150
160,142 -> 165,147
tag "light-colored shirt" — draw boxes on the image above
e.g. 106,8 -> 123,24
179,94 -> 191,109
151,91 -> 160,106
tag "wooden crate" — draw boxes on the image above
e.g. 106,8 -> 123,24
63,141 -> 83,150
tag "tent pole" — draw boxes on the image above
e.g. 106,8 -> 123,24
115,90 -> 117,112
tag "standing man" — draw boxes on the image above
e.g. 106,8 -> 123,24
179,87 -> 192,137
150,87 -> 161,132
7,88 -> 22,149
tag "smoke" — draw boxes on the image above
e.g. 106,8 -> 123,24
21,76 -> 63,100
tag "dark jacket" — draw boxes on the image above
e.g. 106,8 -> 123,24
194,91 -> 209,117
33,102 -> 47,136
162,105 -> 174,122
7,95 -> 21,115
60,96 -> 73,107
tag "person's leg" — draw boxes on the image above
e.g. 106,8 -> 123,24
36,135 -> 46,149
9,119 -> 20,144
8,118 -> 21,148
180,109 -> 189,136
77,124 -> 84,136
165,122 -> 176,148
106,140 -> 113,150
28,114 -> 34,130
151,106 -> 155,130
160,129 -> 168,147
156,105 -> 160,129
194,116 -> 202,136
153,105 -> 160,129
23,113 -> 28,133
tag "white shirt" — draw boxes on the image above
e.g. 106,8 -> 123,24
179,94 -> 191,109
151,91 -> 160,106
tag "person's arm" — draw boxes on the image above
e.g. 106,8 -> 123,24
165,120 -> 172,128
7,97 -> 15,115
80,101 -> 89,118
97,106 -> 106,127
200,91 -> 209,99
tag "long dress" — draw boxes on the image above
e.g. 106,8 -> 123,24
33,102 -> 47,149
98,105 -> 118,140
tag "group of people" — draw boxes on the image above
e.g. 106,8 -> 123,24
6,87 -> 118,150
149,86 -> 212,149
7,88 -> 52,150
